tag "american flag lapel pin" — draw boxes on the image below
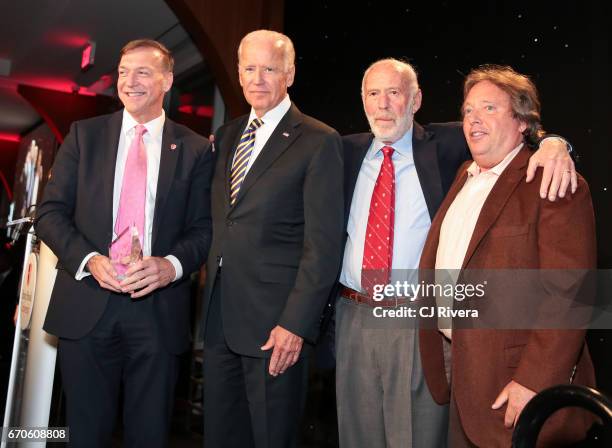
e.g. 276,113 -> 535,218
282,132 -> 290,137
170,143 -> 177,150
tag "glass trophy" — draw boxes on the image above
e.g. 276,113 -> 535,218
109,224 -> 143,280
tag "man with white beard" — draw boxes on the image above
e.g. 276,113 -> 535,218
333,58 -> 576,448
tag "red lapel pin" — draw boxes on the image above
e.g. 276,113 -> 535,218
170,143 -> 177,150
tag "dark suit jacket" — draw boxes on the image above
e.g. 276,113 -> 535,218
315,122 -> 470,363
202,103 -> 344,358
36,110 -> 213,354
419,148 -> 596,447
342,122 -> 470,226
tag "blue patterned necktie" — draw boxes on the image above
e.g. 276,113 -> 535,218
230,117 -> 264,205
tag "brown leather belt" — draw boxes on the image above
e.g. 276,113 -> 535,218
340,286 -> 409,308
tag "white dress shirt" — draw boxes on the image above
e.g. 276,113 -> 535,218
233,94 -> 292,175
340,127 -> 432,292
76,109 -> 182,281
218,95 -> 292,269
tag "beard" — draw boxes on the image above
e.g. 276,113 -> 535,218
366,104 -> 414,143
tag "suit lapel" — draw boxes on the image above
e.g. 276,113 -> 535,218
412,122 -> 444,221
102,111 -> 123,242
223,117 -> 249,209
461,148 -> 530,268
345,134 -> 372,220
421,165 -> 470,269
228,104 -> 302,211
152,119 -> 180,248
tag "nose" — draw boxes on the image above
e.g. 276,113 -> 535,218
126,71 -> 138,86
377,93 -> 389,109
254,67 -> 264,84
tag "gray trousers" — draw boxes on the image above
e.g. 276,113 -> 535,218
335,297 -> 449,448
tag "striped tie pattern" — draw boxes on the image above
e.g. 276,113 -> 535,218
230,118 -> 264,205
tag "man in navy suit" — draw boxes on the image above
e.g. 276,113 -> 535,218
334,58 -> 576,448
36,39 -> 213,448
201,30 -> 344,448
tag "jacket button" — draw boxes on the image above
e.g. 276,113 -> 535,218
226,220 -> 234,227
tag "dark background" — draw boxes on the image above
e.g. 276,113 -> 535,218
284,0 -> 611,394
286,0 -> 610,261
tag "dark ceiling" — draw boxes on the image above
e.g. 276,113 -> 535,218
0,0 -> 203,136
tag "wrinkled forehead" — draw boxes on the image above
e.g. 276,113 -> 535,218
365,66 -> 413,92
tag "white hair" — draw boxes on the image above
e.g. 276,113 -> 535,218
361,58 -> 419,96
238,29 -> 295,71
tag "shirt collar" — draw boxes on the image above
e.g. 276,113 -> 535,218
122,108 -> 165,141
247,94 -> 291,128
367,125 -> 414,161
467,143 -> 524,177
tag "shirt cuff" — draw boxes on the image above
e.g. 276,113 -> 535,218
75,252 -> 99,280
164,255 -> 183,282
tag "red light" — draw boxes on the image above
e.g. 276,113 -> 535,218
195,106 -> 214,117
178,105 -> 213,118
46,31 -> 89,48
178,105 -> 194,114
0,132 -> 20,142
81,42 -> 95,71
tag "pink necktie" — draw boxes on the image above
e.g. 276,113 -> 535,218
111,124 -> 147,266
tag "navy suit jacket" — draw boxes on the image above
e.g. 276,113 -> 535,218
36,110 -> 213,354
202,104 -> 344,357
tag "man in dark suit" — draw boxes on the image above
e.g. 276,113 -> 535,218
201,30 -> 343,447
418,65 -> 595,447
334,59 -> 579,448
35,40 -> 213,448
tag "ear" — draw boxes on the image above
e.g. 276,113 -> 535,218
238,63 -> 244,87
412,89 -> 423,114
163,72 -> 174,93
518,120 -> 527,133
286,64 -> 296,88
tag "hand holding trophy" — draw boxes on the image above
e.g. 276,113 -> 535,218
109,223 -> 143,281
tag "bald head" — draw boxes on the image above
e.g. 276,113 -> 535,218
361,58 -> 419,98
361,58 -> 422,143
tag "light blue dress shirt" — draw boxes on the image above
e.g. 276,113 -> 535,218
339,128 -> 431,292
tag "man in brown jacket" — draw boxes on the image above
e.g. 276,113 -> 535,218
418,65 -> 596,447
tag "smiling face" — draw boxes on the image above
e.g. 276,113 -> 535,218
117,46 -> 173,123
238,37 -> 294,118
462,80 -> 527,169
362,63 -> 422,144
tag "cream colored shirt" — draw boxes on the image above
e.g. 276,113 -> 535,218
435,144 -> 523,338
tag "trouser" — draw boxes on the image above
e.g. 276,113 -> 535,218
203,277 -> 308,448
335,296 -> 449,448
58,293 -> 178,448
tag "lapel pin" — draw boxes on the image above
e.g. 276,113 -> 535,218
282,132 -> 290,137
170,143 -> 177,150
